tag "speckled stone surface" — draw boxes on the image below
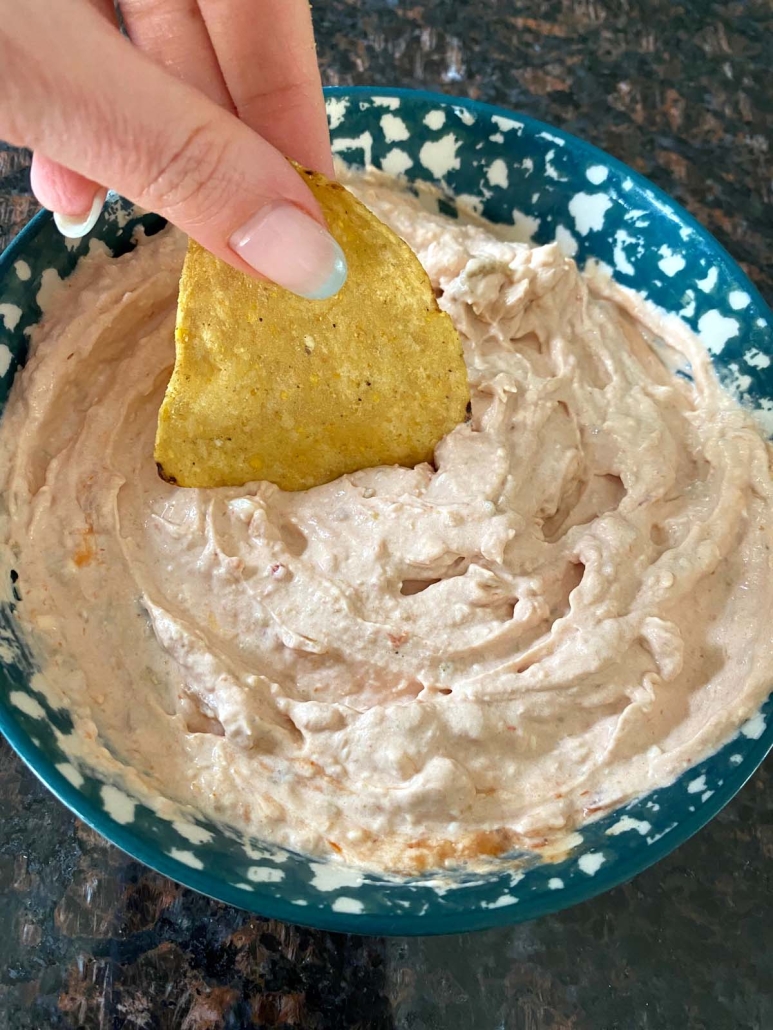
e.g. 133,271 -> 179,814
0,2 -> 771,1028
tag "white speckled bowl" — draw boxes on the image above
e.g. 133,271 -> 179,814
0,87 -> 771,934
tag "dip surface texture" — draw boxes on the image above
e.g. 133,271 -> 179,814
1,180 -> 772,873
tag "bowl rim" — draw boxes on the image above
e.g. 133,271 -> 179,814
0,84 -> 771,936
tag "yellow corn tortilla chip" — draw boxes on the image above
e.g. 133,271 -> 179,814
154,166 -> 470,491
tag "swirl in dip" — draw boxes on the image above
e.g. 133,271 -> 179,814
1,174 -> 772,873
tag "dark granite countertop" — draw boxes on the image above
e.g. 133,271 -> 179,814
1,2 -> 771,1027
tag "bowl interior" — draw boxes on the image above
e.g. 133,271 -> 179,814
0,87 -> 771,935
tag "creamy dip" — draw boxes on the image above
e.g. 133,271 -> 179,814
1,178 -> 772,873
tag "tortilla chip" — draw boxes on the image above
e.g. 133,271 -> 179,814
154,166 -> 470,491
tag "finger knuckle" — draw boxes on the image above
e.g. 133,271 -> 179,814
137,119 -> 231,222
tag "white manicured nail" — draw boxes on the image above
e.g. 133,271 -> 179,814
53,189 -> 107,239
229,201 -> 348,299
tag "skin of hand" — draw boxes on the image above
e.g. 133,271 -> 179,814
0,0 -> 347,299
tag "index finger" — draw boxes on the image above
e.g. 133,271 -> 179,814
197,0 -> 333,176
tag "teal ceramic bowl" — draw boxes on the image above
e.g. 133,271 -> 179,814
0,87 -> 771,935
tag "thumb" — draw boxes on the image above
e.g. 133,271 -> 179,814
1,0 -> 346,299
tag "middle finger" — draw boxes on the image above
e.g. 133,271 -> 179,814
120,0 -> 233,108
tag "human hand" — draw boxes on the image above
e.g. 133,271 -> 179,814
0,0 -> 346,299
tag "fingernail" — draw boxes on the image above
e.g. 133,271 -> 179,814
229,202 -> 347,300
53,188 -> 107,239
